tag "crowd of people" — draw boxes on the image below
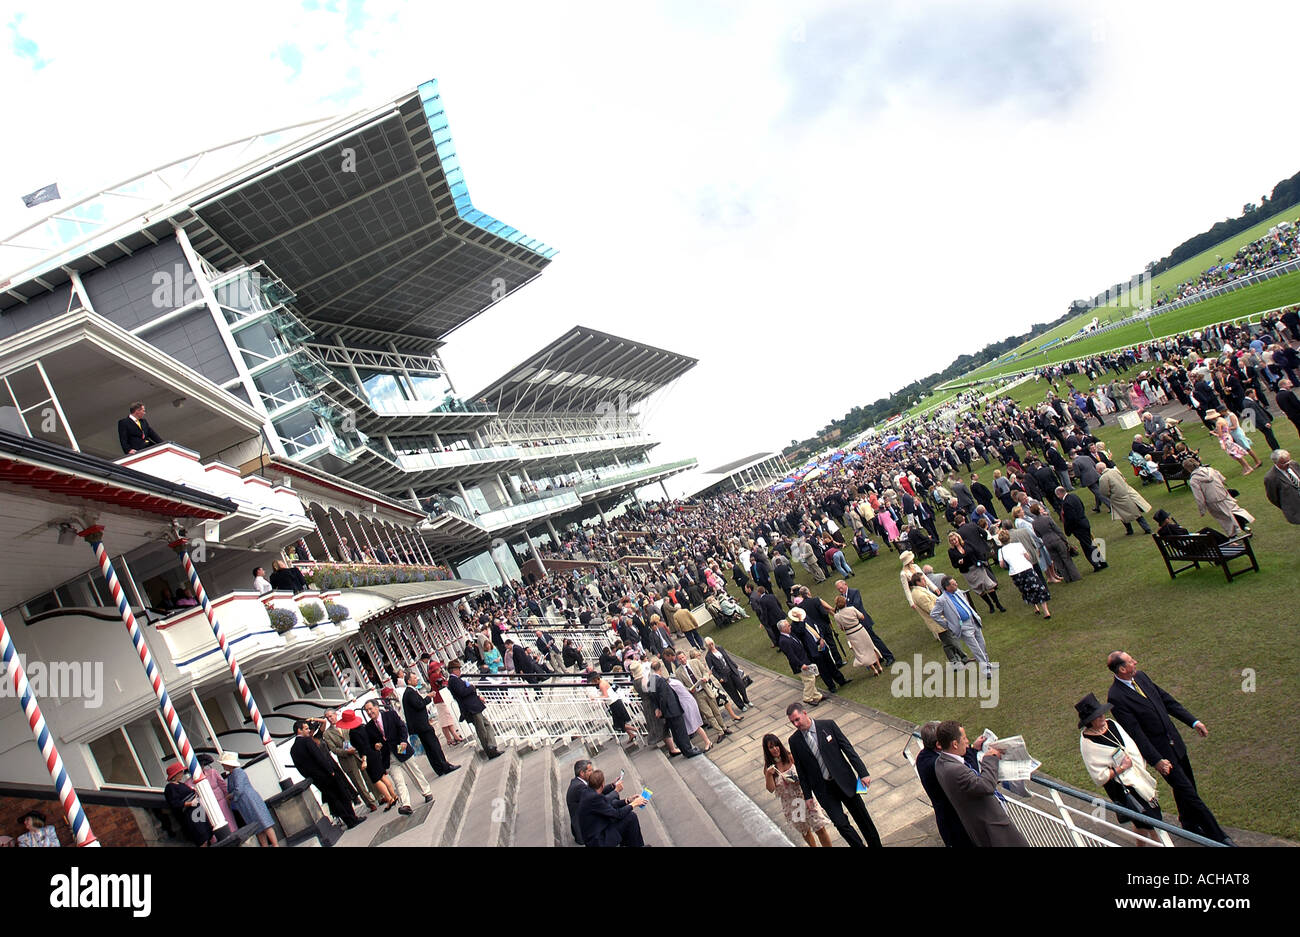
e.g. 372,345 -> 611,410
202,306 -> 1300,848
1153,219 -> 1298,307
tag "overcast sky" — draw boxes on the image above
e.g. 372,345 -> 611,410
4,0 -> 1300,495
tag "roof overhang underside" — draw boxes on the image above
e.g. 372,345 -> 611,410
0,430 -> 238,609
1,81 -> 553,354
472,326 -> 698,415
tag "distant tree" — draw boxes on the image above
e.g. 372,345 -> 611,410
1243,202 -> 1257,214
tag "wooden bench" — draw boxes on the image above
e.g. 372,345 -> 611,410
1153,531 -> 1259,583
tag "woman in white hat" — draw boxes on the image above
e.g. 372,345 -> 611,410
219,752 -> 279,847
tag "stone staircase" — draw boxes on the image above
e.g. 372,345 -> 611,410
335,738 -> 795,848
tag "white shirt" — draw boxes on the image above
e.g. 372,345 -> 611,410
997,542 -> 1035,575
254,576 -> 272,595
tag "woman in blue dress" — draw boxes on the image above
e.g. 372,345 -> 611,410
219,752 -> 279,847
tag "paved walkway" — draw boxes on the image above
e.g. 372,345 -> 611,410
703,658 -> 943,847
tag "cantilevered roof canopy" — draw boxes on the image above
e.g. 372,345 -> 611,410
0,80 -> 554,353
472,326 -> 698,416
704,452 -> 776,476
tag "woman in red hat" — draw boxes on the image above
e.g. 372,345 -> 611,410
338,709 -> 397,811
163,762 -> 214,846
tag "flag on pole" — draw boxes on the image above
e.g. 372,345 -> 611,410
21,183 -> 60,207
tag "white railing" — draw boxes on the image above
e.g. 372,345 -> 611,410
472,682 -> 645,747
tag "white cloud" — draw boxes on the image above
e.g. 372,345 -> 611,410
3,0 -> 1300,498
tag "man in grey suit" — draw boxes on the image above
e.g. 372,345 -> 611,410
933,721 -> 1028,847
949,477 -> 976,514
1070,450 -> 1111,513
929,576 -> 990,671
1263,449 -> 1300,525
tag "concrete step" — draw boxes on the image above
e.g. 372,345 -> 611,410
512,743 -> 558,847
349,757 -> 480,848
453,745 -> 522,847
628,747 -> 730,847
590,743 -> 672,847
670,752 -> 795,847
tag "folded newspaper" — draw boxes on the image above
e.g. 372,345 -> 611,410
979,729 -> 1041,782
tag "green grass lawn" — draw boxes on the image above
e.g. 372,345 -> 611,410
954,271 -> 1300,385
1146,203 -> 1300,303
699,366 -> 1300,840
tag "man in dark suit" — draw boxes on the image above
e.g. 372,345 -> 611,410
834,579 -> 894,666
1057,487 -> 1107,571
752,585 -> 784,648
649,659 -> 703,757
565,759 -> 622,843
933,721 -> 1028,847
968,473 -> 997,519
1105,651 -> 1231,844
575,768 -> 647,846
268,560 -> 308,592
117,401 -> 164,455
1277,379 -> 1300,437
289,719 -> 364,828
361,699 -> 430,815
445,660 -> 503,758
400,672 -> 459,777
914,720 -> 976,847
787,703 -> 882,847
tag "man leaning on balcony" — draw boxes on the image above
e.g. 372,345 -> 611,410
118,401 -> 164,455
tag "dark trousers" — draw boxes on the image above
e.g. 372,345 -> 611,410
1166,754 -> 1228,843
317,772 -> 360,826
589,810 -> 645,847
682,630 -> 705,651
722,672 -> 749,707
816,650 -> 847,692
414,728 -> 454,775
814,782 -> 882,847
1071,528 -> 1103,568
1086,483 -> 1112,512
664,714 -> 694,754
865,623 -> 895,664
1260,423 -> 1281,452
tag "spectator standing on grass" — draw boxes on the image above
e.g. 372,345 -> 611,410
1186,460 -> 1254,537
1104,651 -> 1232,845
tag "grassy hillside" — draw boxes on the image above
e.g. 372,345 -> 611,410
954,270 -> 1300,383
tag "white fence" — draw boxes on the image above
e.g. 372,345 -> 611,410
472,680 -> 646,747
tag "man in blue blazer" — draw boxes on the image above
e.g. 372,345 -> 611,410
929,577 -> 990,671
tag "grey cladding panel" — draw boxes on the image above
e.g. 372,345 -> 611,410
81,239 -> 191,330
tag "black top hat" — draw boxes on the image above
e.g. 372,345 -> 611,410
1075,692 -> 1113,729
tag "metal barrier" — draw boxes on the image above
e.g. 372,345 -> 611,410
469,678 -> 646,747
901,732 -> 1224,847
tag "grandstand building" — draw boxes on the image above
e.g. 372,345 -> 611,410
0,79 -> 695,843
689,451 -> 794,498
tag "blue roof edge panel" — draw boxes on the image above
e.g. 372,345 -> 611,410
418,79 -> 558,260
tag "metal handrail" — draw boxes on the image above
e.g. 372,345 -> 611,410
474,683 -> 646,748
901,732 -> 1224,847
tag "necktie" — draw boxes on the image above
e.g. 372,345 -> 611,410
1132,681 -> 1147,699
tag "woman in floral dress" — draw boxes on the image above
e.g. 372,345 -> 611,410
762,734 -> 831,847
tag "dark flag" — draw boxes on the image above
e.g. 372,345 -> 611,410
21,183 -> 60,208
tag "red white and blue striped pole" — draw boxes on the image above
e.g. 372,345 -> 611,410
348,639 -> 374,690
171,539 -> 288,787
80,526 -> 229,837
0,610 -> 98,846
366,630 -> 393,685
327,650 -> 355,702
